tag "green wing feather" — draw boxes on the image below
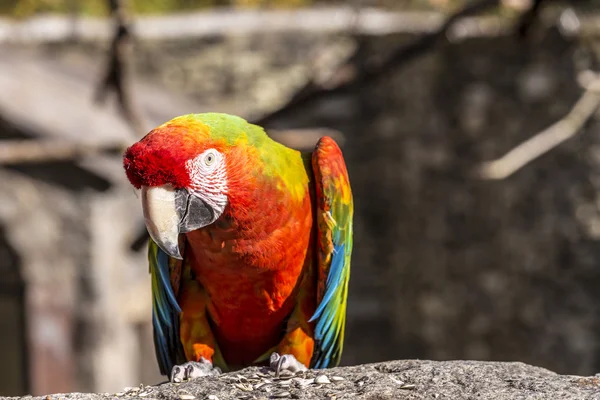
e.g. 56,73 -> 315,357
148,239 -> 186,376
309,136 -> 353,368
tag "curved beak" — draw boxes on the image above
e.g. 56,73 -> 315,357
141,185 -> 215,259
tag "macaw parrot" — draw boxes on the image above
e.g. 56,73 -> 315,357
123,113 -> 353,381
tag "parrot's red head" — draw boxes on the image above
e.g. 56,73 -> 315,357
124,118 -> 220,189
123,133 -> 196,190
123,113 -> 260,259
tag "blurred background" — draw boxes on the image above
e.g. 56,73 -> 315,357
1,0 -> 600,396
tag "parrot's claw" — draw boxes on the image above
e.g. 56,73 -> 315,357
170,358 -> 221,382
269,352 -> 308,376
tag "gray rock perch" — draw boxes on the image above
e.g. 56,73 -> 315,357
7,360 -> 600,400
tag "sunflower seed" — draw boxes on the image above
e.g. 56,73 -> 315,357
331,376 -> 345,382
277,370 -> 294,378
207,395 -> 219,400
176,389 -> 196,400
390,377 -> 404,385
271,391 -> 291,398
293,377 -> 314,386
400,384 -> 416,390
315,375 -> 331,384
233,383 -> 253,392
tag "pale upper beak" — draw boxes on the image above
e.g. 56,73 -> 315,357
141,185 -> 215,259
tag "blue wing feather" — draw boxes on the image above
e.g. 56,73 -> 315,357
310,243 -> 346,322
311,244 -> 349,368
149,239 -> 186,376
310,136 -> 353,369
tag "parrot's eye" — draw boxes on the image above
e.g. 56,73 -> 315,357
205,153 -> 215,166
187,148 -> 223,183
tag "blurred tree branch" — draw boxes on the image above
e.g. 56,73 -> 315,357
95,0 -> 146,136
0,140 -> 126,165
254,0 -> 502,127
0,129 -> 340,165
477,76 -> 600,180
516,0 -> 546,38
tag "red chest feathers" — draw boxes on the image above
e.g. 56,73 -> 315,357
183,188 -> 314,363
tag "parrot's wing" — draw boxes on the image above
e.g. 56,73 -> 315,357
149,238 -> 186,376
309,136 -> 353,369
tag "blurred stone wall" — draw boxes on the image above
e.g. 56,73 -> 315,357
0,167 -> 85,395
130,33 -> 356,118
0,120 -> 159,395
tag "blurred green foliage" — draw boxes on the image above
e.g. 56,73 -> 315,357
0,0 -> 461,17
0,0 -> 310,17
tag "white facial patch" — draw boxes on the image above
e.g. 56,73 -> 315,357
185,149 -> 228,217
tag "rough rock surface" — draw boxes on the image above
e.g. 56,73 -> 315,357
11,360 -> 600,400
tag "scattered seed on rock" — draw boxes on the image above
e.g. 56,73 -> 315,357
233,383 -> 253,392
389,377 -> 405,385
271,391 -> 291,398
293,377 -> 314,387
